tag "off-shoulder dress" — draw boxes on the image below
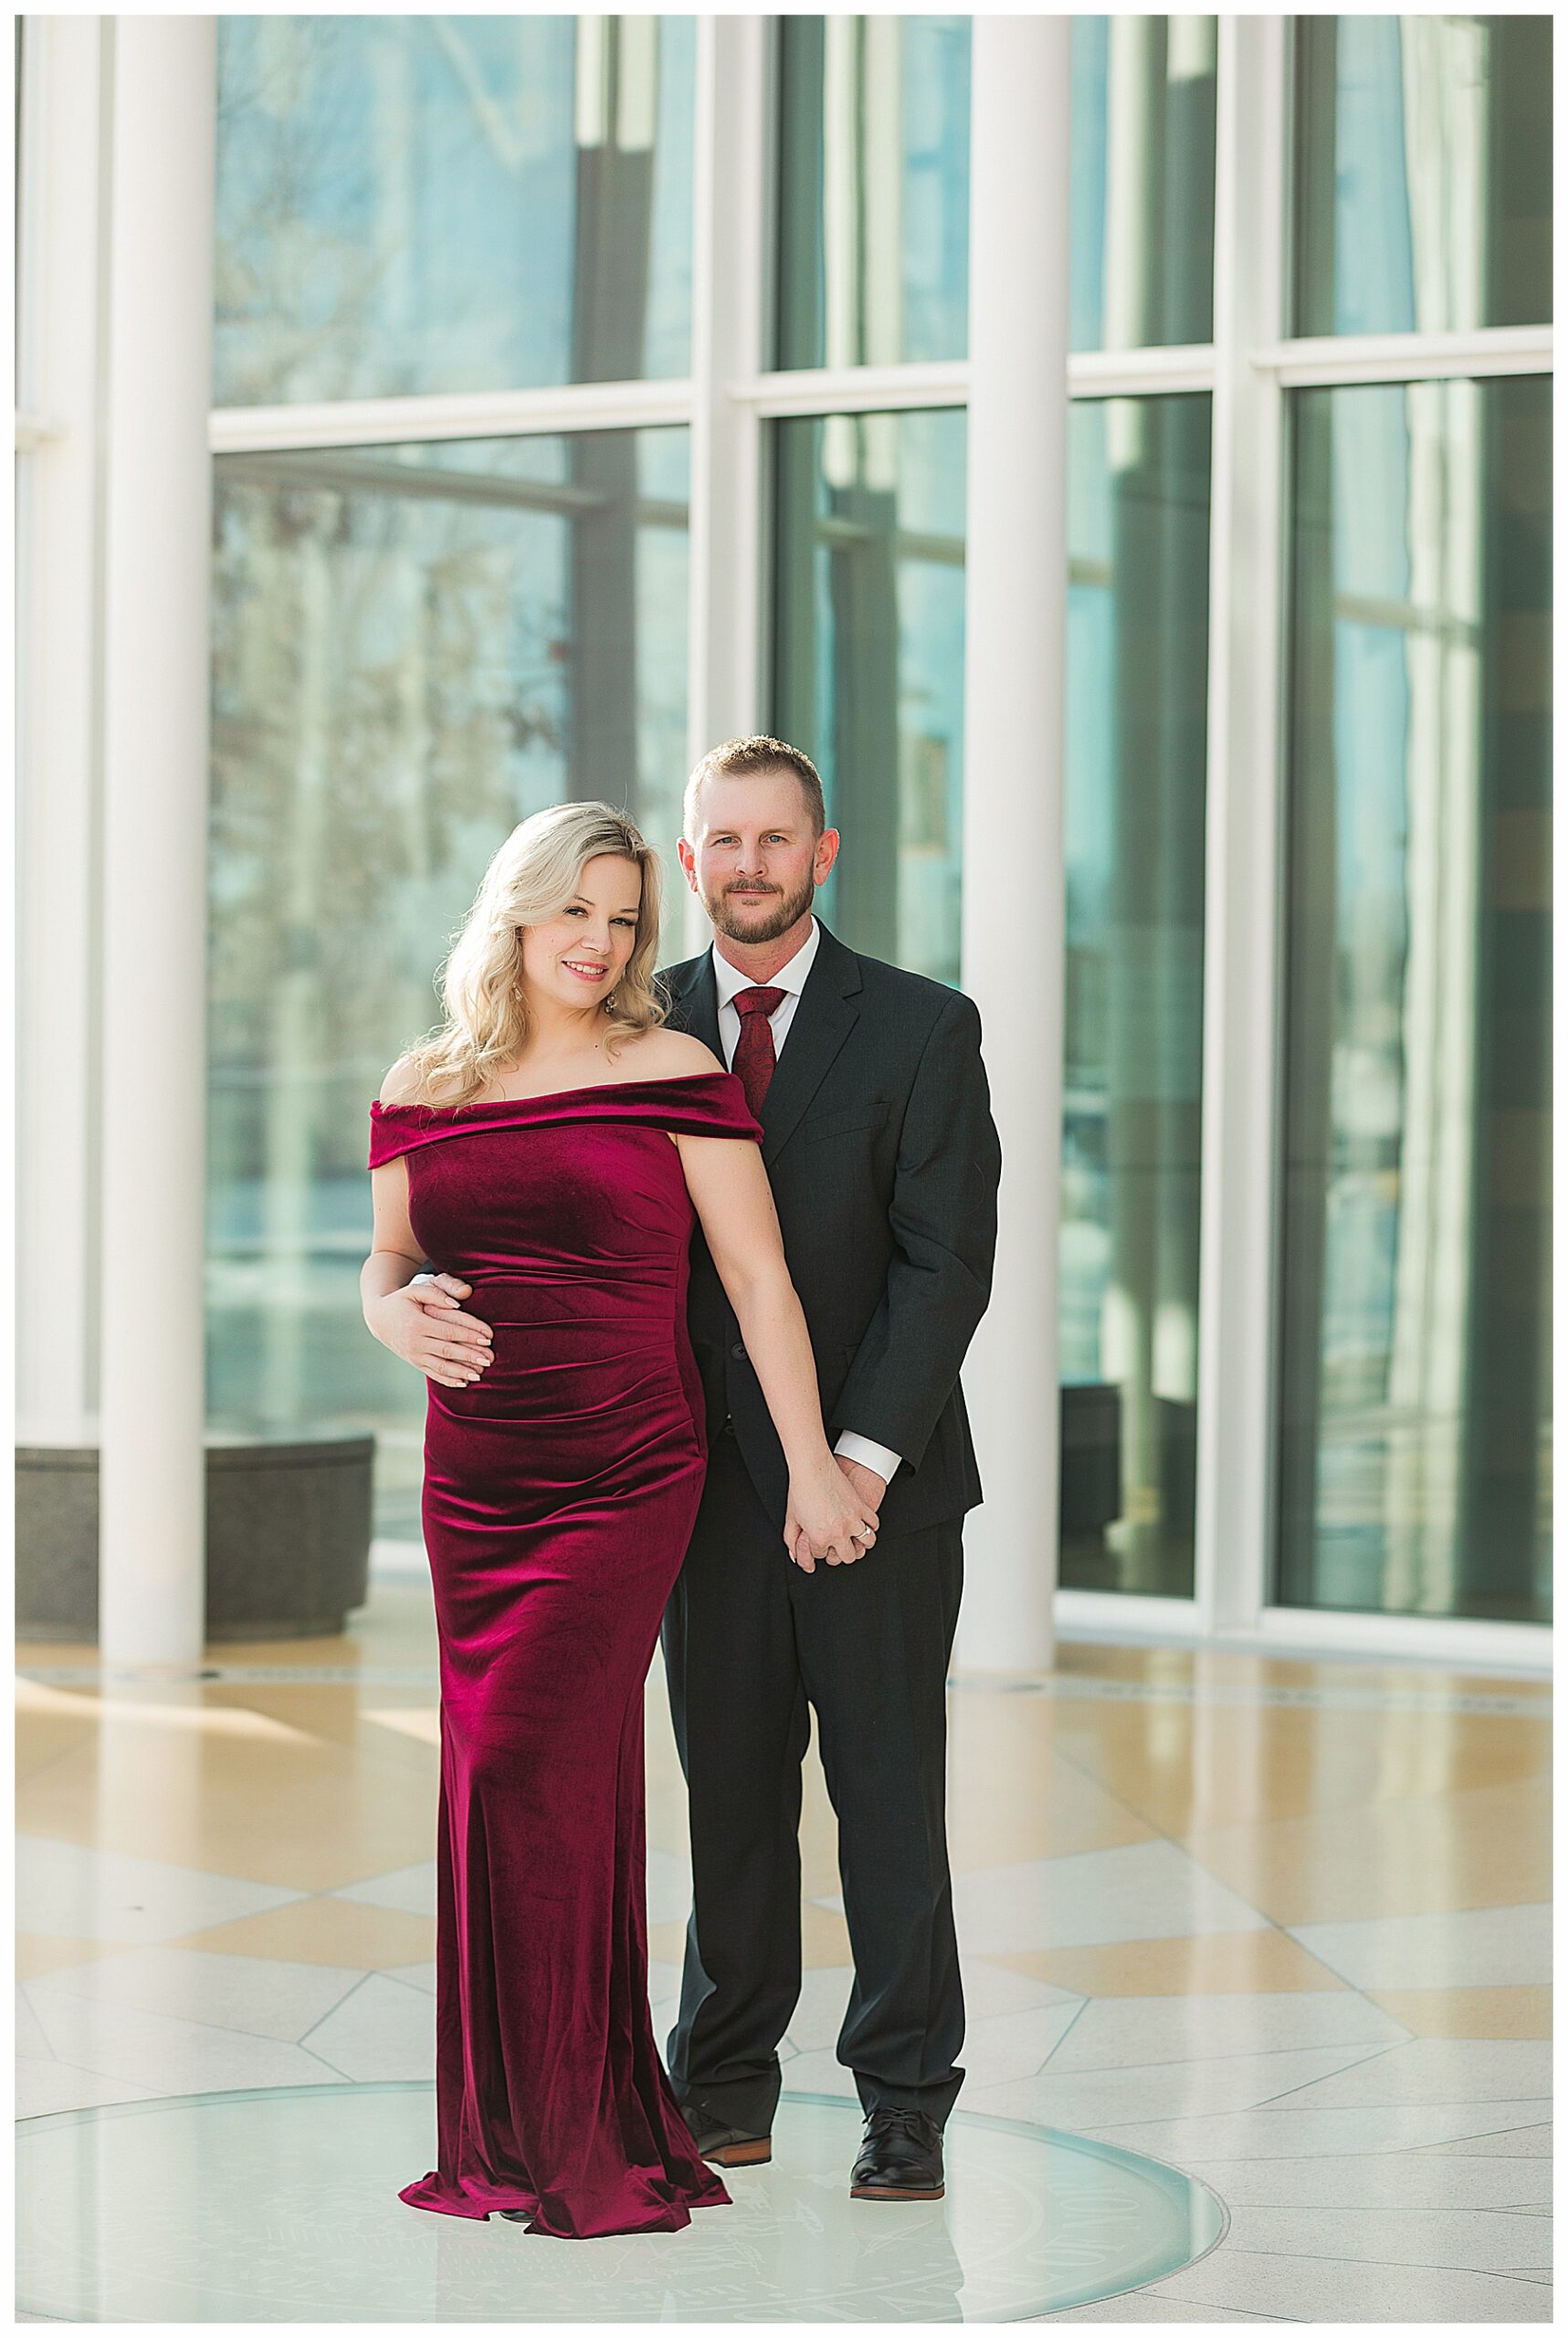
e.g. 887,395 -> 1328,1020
367,1070 -> 763,2238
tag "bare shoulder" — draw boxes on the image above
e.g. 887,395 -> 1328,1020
378,1055 -> 425,1107
624,1027 -> 724,1081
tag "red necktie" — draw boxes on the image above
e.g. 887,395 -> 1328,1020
731,986 -> 785,1119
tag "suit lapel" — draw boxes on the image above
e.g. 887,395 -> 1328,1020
757,923 -> 861,1166
664,952 -> 722,1059
664,924 -> 863,1165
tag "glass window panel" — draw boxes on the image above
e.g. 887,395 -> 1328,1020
215,16 -> 695,405
1293,16 -> 1552,338
1060,396 -> 1213,1597
1277,375 -> 1551,1621
207,427 -> 689,1538
771,407 -> 965,982
775,16 -> 971,371
1070,16 -> 1217,353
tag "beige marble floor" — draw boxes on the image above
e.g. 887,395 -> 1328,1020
16,1585 -> 1552,2322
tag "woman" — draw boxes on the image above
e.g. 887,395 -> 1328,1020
362,802 -> 877,2240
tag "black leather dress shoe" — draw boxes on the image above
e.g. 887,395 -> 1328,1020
680,2095 -> 773,2167
850,2107 -> 944,2200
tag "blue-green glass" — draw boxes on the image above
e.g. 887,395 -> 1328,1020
1070,17 -> 1217,353
1277,375 -> 1552,1620
1293,16 -> 1552,337
206,429 -> 689,1538
215,16 -> 695,405
775,17 -> 971,370
772,407 -> 966,984
1060,397 -> 1213,1598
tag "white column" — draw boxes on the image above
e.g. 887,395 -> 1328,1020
684,13 -> 769,951
16,16 -> 109,1450
97,16 -> 217,1669
954,16 -> 1071,1675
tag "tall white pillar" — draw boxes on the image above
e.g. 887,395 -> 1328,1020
16,16 -> 109,1452
98,16 -> 217,1669
955,16 -> 1071,1675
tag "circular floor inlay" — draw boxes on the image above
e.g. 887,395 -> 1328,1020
17,2084 -> 1226,2322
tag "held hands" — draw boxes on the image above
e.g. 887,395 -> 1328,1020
366,1272 -> 494,1390
784,1455 -> 886,1574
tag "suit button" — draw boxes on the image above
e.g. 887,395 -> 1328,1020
730,1343 -> 747,1361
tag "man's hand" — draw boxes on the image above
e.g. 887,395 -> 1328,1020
366,1271 -> 494,1388
837,1455 -> 888,1519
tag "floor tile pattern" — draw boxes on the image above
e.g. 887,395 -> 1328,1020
16,1588 -> 1552,2322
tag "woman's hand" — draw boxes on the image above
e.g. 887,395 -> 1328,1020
365,1271 -> 494,1389
784,1454 -> 880,1574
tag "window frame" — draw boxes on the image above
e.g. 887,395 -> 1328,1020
195,13 -> 1554,1672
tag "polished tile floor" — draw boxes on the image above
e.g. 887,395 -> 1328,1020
16,1585 -> 1552,2322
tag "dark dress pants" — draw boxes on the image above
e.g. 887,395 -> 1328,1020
660,1424 -> 965,2135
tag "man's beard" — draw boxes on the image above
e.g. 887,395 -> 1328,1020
704,868 -> 817,946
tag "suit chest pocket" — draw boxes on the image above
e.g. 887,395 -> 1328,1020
801,1099 -> 892,1145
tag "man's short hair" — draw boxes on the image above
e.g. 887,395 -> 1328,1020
683,735 -> 827,841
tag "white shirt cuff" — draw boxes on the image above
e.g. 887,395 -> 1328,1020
834,1431 -> 901,1486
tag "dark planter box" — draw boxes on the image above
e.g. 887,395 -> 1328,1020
1059,1382 -> 1123,1534
1155,1395 -> 1198,1544
16,1437 -> 374,1643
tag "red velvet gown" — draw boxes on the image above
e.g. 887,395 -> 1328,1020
367,1070 -> 763,2239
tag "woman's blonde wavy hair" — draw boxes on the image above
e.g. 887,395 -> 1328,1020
392,802 -> 668,1106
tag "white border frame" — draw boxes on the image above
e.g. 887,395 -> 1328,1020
69,13 -> 1547,1680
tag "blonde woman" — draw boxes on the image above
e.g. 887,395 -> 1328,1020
362,802 -> 875,2240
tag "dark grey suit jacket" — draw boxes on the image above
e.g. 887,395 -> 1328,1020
658,920 -> 1002,1540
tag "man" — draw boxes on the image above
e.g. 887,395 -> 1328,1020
658,734 -> 1001,2203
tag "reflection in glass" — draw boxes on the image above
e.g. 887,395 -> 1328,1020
1060,398 -> 1212,1597
1294,16 -> 1552,338
772,408 -> 965,983
1069,17 -> 1217,353
215,16 -> 695,405
1278,375 -> 1551,1621
776,16 -> 971,371
207,429 -> 689,1536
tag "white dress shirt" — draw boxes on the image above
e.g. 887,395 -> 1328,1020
711,914 -> 821,1063
710,920 -> 902,1491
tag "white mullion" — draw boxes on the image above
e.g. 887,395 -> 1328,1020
736,347 -> 1221,419
738,358 -> 969,416
1069,343 -> 1216,396
1055,1592 -> 1212,1648
210,378 -> 694,456
1192,12 -> 1289,1640
210,356 -> 1253,468
205,332 -> 1551,467
1253,1607 -> 1552,1677
684,13 -> 770,953
1257,323 -> 1552,388
1056,1589 -> 1551,1678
